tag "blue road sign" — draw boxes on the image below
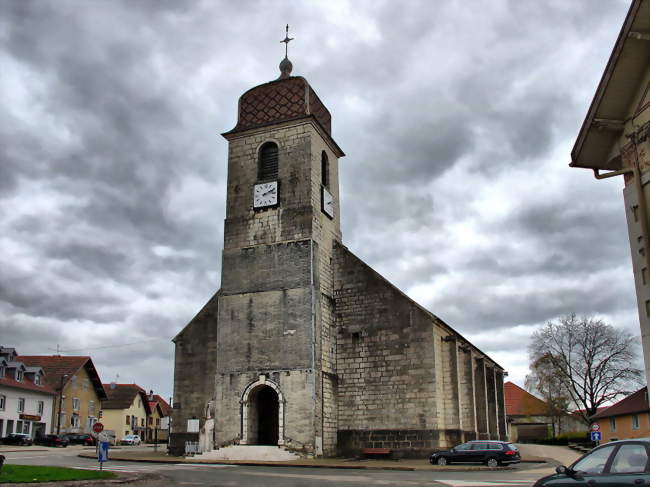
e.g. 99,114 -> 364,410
591,431 -> 602,441
98,441 -> 109,463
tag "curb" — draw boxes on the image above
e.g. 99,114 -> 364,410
77,453 -> 540,472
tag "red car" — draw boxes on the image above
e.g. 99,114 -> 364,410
62,433 -> 95,446
34,434 -> 69,447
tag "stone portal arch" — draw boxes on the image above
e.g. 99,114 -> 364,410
240,377 -> 285,445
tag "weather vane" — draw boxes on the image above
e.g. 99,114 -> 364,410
281,24 -> 294,58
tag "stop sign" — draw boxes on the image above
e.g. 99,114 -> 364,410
92,422 -> 104,433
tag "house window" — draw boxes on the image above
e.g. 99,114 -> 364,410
148,417 -> 153,425
610,417 -> 617,432
321,151 -> 329,188
126,415 -> 130,425
0,366 -> 4,378
156,418 -> 160,426
89,400 -> 95,415
16,370 -> 23,382
17,398 -> 25,413
141,418 -> 144,427
37,401 -> 44,415
632,414 -> 640,430
0,395 -> 5,410
83,379 -> 88,391
34,374 -> 41,385
138,399 -> 141,408
258,142 -> 279,180
71,414 -> 80,428
72,398 -> 80,411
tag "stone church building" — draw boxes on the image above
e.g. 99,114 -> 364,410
170,53 -> 507,457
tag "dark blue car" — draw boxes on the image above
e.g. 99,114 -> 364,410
534,438 -> 650,486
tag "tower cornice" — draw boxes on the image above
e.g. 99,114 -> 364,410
222,117 -> 345,158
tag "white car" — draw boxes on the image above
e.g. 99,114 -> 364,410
120,434 -> 141,445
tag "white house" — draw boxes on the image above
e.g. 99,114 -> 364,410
0,347 -> 56,438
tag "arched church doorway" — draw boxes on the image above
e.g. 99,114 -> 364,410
242,381 -> 284,445
252,385 -> 279,445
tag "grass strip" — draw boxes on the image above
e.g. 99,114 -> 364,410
0,464 -> 116,483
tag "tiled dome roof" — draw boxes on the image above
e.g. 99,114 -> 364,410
226,76 -> 332,136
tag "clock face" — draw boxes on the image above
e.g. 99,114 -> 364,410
253,181 -> 278,209
322,186 -> 335,219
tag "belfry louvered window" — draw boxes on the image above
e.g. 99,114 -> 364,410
321,151 -> 329,188
258,142 -> 279,180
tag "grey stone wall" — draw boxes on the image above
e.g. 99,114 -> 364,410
333,243 -> 441,456
223,123 -> 314,250
332,243 -> 507,455
170,293 -> 220,455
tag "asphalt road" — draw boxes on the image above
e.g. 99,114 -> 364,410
1,446 -> 554,487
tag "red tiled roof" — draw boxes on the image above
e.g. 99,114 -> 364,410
147,394 -> 171,417
592,387 -> 649,419
154,395 -> 172,416
19,355 -> 107,399
0,374 -> 56,395
102,383 -> 149,411
504,381 -> 550,416
573,407 -> 609,418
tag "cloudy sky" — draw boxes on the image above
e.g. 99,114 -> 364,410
1,0 -> 640,401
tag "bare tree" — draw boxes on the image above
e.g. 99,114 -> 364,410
526,354 -> 571,435
529,314 -> 643,425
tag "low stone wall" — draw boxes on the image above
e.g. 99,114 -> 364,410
168,432 -> 199,456
337,429 -> 474,458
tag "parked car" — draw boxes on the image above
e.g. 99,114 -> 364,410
120,434 -> 141,446
534,438 -> 650,486
429,440 -> 521,467
34,434 -> 69,447
1,433 -> 33,446
62,433 -> 95,446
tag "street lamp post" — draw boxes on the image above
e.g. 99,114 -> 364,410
56,374 -> 68,435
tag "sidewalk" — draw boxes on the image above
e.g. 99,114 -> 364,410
516,444 -> 583,466
77,448 -> 549,472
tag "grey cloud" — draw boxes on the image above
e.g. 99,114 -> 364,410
0,0 -> 637,398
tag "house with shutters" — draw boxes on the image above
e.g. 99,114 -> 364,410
19,354 -> 107,435
591,387 -> 650,442
101,383 -> 150,443
146,393 -> 172,443
0,347 -> 56,438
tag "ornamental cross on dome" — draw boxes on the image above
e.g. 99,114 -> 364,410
278,25 -> 294,79
281,24 -> 294,58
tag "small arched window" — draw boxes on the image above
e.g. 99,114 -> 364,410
258,142 -> 279,180
321,151 -> 329,188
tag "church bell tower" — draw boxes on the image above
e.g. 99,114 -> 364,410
172,28 -> 345,456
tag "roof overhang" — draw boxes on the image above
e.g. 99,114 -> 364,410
571,0 -> 650,171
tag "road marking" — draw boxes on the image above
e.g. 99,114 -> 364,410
173,463 -> 238,468
239,471 -> 424,484
439,481 -> 533,487
1,455 -> 50,460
